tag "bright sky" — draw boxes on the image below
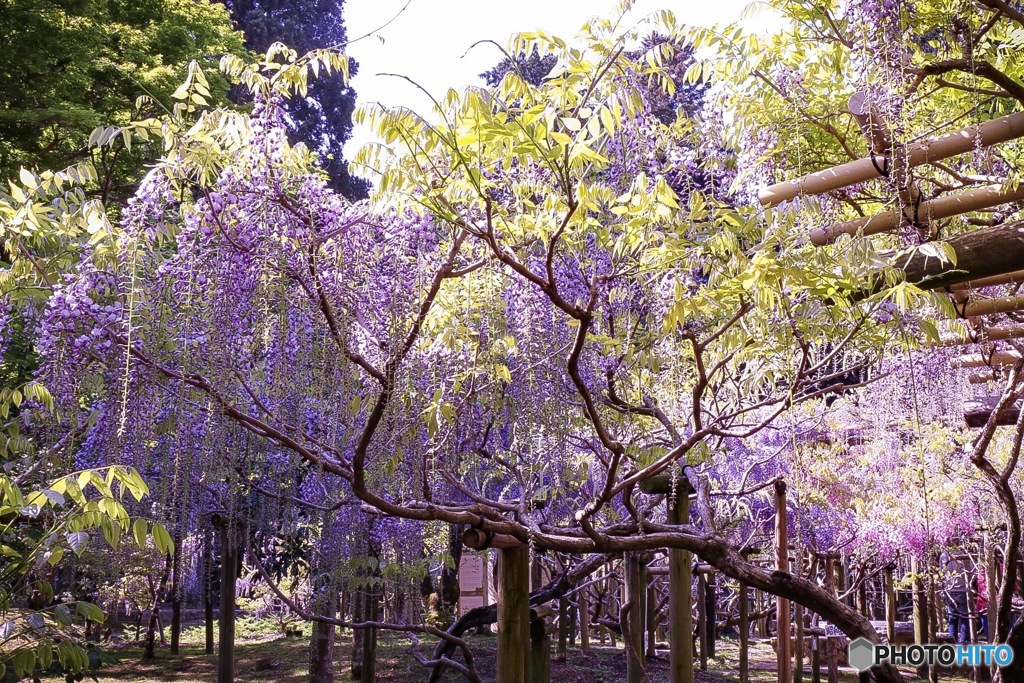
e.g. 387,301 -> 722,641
341,0 -> 774,160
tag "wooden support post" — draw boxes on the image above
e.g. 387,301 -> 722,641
794,547 -> 805,683
739,582 -> 749,683
705,571 -> 716,659
668,485 -> 694,683
794,602 -> 804,683
811,636 -> 821,683
775,481 -> 792,683
912,555 -> 927,645
697,573 -> 708,671
884,564 -> 896,644
646,577 -> 658,658
558,597 -> 567,662
358,585 -> 379,683
212,514 -> 239,683
569,599 -> 577,647
986,533 -> 997,643
531,617 -> 551,683
498,547 -> 531,683
203,526 -> 214,655
579,587 -> 591,653
824,555 -> 838,683
624,551 -> 646,683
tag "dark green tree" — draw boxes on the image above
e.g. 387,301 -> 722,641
0,0 -> 246,190
479,47 -> 557,88
225,0 -> 369,200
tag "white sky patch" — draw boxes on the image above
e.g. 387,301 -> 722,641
340,0 -> 784,173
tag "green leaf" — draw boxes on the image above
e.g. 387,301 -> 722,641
151,523 -> 173,554
132,519 -> 148,547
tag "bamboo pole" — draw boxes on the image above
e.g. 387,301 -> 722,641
775,481 -> 792,683
668,485 -> 694,683
848,92 -> 931,240
940,325 -> 1024,346
962,293 -> 1024,317
810,182 -> 1024,245
759,109 -> 1024,207
498,547 -> 531,683
949,269 -> 1024,291
951,351 -> 1021,368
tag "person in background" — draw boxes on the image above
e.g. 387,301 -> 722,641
974,568 -> 989,642
941,550 -> 970,643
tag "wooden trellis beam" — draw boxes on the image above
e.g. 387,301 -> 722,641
893,221 -> 1024,293
758,110 -> 1024,207
964,397 -> 1022,428
810,182 -> 1024,245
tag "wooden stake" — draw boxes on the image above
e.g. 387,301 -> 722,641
775,481 -> 792,683
498,547 -> 531,683
759,110 -> 1024,207
668,485 -> 694,683
811,182 -> 1024,245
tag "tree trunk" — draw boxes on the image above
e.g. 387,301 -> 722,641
171,524 -> 183,655
439,523 -> 465,616
217,518 -> 239,683
309,587 -> 339,683
143,552 -> 172,660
